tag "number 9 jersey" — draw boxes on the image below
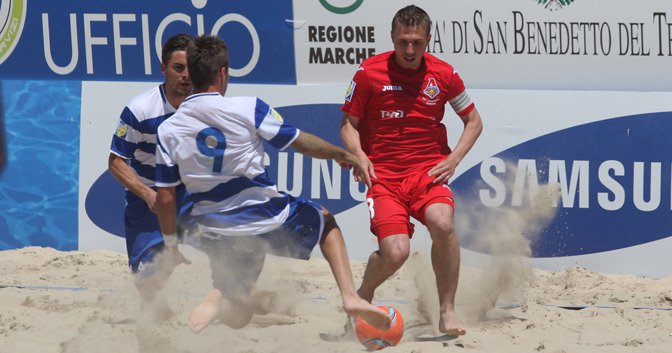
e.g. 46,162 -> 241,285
155,93 -> 300,236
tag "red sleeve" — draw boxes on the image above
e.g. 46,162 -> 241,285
340,66 -> 370,119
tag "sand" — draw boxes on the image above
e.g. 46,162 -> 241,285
1,245 -> 671,353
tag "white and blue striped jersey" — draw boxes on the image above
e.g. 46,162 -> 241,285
155,93 -> 300,236
110,84 -> 176,186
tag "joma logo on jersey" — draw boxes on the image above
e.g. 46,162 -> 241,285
532,0 -> 575,11
382,85 -> 403,92
380,110 -> 405,119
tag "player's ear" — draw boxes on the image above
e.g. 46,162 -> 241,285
161,62 -> 167,77
220,66 -> 228,81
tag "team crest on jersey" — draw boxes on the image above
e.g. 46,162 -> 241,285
270,108 -> 284,123
115,121 -> 128,138
345,80 -> 356,102
423,78 -> 440,99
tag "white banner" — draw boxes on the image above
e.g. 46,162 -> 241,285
295,0 -> 672,91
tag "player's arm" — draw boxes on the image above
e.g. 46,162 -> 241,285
290,129 -> 372,188
155,185 -> 191,263
108,153 -> 157,212
429,107 -> 483,184
340,113 -> 363,154
340,113 -> 376,183
156,186 -> 177,239
154,128 -> 190,266
147,186 -> 190,284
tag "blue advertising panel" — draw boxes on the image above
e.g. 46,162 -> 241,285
453,112 -> 672,258
0,0 -> 295,84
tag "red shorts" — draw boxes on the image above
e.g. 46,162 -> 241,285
366,168 -> 455,241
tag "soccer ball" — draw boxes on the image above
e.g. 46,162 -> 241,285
355,305 -> 404,350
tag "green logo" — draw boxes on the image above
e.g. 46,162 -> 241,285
319,0 -> 364,14
0,0 -> 27,65
533,0 -> 574,11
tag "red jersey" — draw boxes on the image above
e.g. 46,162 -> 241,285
341,51 -> 475,182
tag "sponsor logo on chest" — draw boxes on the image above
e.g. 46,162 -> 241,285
380,110 -> 405,119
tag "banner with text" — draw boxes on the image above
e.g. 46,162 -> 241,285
296,0 -> 672,90
0,0 -> 295,83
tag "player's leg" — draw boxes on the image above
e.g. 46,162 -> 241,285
130,185 -> 193,302
189,287 -> 255,333
129,243 -> 177,322
189,281 -> 256,333
189,287 -> 224,333
263,197 -> 390,330
413,177 -> 466,336
326,186 -> 411,338
409,167 -> 466,335
423,202 -> 465,335
319,210 -> 391,330
124,195 -> 172,302
189,235 -> 264,333
358,233 -> 411,302
132,244 -> 168,298
358,185 -> 413,303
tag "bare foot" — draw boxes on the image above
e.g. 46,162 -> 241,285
343,296 -> 391,330
439,310 -> 466,336
189,289 -> 223,334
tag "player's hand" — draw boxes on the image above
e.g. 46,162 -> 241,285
145,189 -> 158,213
163,245 -> 192,271
152,245 -> 191,287
341,151 -> 375,188
428,156 -> 458,184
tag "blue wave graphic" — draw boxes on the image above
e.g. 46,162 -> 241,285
85,171 -> 125,238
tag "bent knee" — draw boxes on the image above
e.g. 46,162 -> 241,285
427,219 -> 455,239
321,212 -> 338,237
380,244 -> 410,266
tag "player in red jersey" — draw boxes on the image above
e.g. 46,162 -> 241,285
340,5 -> 483,336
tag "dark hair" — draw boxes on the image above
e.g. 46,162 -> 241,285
391,5 -> 432,36
161,33 -> 192,64
187,35 -> 230,91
